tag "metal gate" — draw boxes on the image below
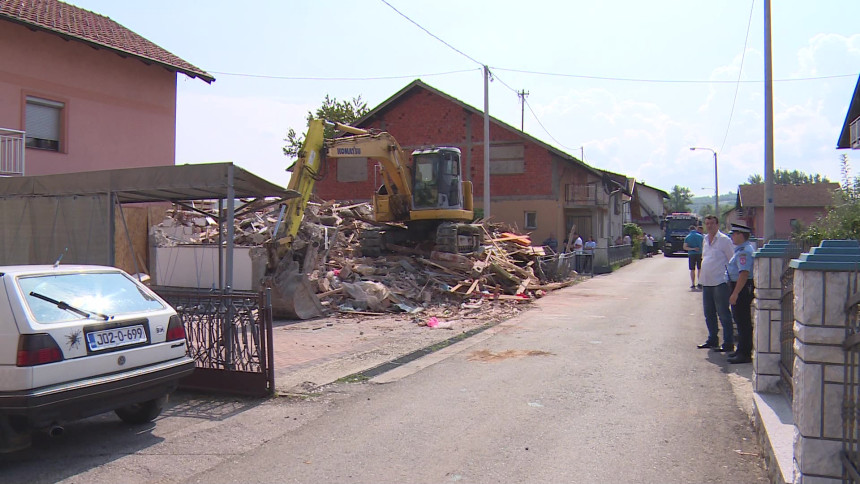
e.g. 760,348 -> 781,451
154,287 -> 275,397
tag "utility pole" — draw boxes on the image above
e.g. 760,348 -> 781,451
763,0 -> 775,241
484,65 -> 491,220
517,89 -> 529,131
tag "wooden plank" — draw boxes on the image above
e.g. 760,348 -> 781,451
466,279 -> 481,295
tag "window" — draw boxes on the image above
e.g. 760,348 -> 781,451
525,211 -> 537,229
25,96 -> 64,151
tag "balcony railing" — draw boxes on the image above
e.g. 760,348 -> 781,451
0,128 -> 25,176
564,183 -> 608,206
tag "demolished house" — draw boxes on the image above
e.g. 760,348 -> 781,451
150,196 -> 582,322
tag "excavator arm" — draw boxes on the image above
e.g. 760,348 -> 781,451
324,122 -> 413,222
275,118 -> 326,251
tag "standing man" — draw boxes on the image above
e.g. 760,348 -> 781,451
696,215 -> 735,353
683,224 -> 704,289
726,223 -> 755,364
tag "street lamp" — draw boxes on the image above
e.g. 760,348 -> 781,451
690,147 -> 719,220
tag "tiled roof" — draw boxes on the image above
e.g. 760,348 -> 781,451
737,183 -> 840,208
0,0 -> 213,83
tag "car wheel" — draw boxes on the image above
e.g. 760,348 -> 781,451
115,395 -> 167,424
0,415 -> 31,453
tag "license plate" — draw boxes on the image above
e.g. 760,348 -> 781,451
86,325 -> 147,351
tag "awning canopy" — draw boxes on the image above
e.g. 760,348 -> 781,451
0,162 -> 298,202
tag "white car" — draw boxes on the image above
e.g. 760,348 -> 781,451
0,265 -> 195,452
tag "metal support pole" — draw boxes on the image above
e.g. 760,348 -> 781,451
483,65 -> 491,220
713,151 -> 720,220
763,0 -> 776,241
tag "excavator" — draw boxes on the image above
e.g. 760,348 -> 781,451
322,120 -> 482,256
265,118 -> 482,318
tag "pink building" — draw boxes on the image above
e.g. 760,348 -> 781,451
0,0 -> 212,176
728,183 -> 840,238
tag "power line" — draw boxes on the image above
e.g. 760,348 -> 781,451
719,0 -> 756,154
491,67 -> 857,84
379,0 -> 483,67
524,98 -> 577,152
207,68 -> 479,81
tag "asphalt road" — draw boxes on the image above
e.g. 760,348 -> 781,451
187,255 -> 767,483
0,255 -> 767,483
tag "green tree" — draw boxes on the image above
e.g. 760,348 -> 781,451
283,95 -> 370,159
745,169 -> 830,185
698,204 -> 713,217
667,185 -> 693,212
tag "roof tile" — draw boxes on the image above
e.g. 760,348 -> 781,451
0,0 -> 213,82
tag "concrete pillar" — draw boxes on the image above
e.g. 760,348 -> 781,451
752,239 -> 791,393
790,240 -> 860,483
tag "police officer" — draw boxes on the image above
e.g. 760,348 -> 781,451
726,223 -> 755,364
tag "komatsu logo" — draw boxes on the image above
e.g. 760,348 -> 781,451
337,147 -> 361,155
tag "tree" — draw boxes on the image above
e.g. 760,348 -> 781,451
667,185 -> 693,212
745,169 -> 830,185
698,204 -> 714,217
282,95 -> 370,159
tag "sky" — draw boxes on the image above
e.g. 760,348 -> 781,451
63,0 -> 860,198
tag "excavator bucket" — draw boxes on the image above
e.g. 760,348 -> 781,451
269,261 -> 324,320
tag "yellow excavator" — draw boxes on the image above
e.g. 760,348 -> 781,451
322,120 -> 482,256
266,118 -> 482,318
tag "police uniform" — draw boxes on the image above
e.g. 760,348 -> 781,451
726,223 -> 755,363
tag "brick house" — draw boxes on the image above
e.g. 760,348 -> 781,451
0,0 -> 213,177
727,183 -> 840,238
314,79 -> 630,259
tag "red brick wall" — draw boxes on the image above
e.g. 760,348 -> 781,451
315,87 -> 558,201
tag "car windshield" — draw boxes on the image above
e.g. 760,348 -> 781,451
17,271 -> 165,324
667,219 -> 695,232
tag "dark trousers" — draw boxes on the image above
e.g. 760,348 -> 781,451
730,281 -> 754,357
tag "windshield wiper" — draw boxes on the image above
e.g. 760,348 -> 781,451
29,292 -> 110,321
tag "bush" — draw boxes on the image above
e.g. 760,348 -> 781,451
797,194 -> 860,247
623,223 -> 644,259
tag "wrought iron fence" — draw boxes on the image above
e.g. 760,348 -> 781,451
608,244 -> 633,267
778,241 -> 805,401
153,287 -> 275,397
843,268 -> 860,483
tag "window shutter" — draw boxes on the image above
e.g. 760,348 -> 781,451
26,97 -> 62,141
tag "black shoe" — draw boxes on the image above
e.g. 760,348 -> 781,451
697,341 -> 718,349
727,351 -> 738,358
728,354 -> 752,364
690,285 -> 695,289
697,284 -> 702,289
715,344 -> 734,353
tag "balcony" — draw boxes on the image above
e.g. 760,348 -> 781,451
852,117 -> 860,149
564,183 -> 608,207
0,128 -> 25,176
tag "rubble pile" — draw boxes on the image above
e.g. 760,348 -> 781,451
150,199 -> 578,319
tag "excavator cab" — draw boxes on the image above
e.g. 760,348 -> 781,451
411,148 -> 463,211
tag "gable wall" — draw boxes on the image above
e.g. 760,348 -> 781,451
0,21 -> 177,175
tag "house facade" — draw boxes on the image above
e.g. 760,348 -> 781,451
315,80 -> 630,258
0,0 -> 212,176
727,183 -> 839,238
629,181 -> 669,239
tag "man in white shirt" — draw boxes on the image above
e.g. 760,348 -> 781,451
696,215 -> 735,353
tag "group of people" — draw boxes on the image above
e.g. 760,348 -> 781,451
687,215 -> 756,365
